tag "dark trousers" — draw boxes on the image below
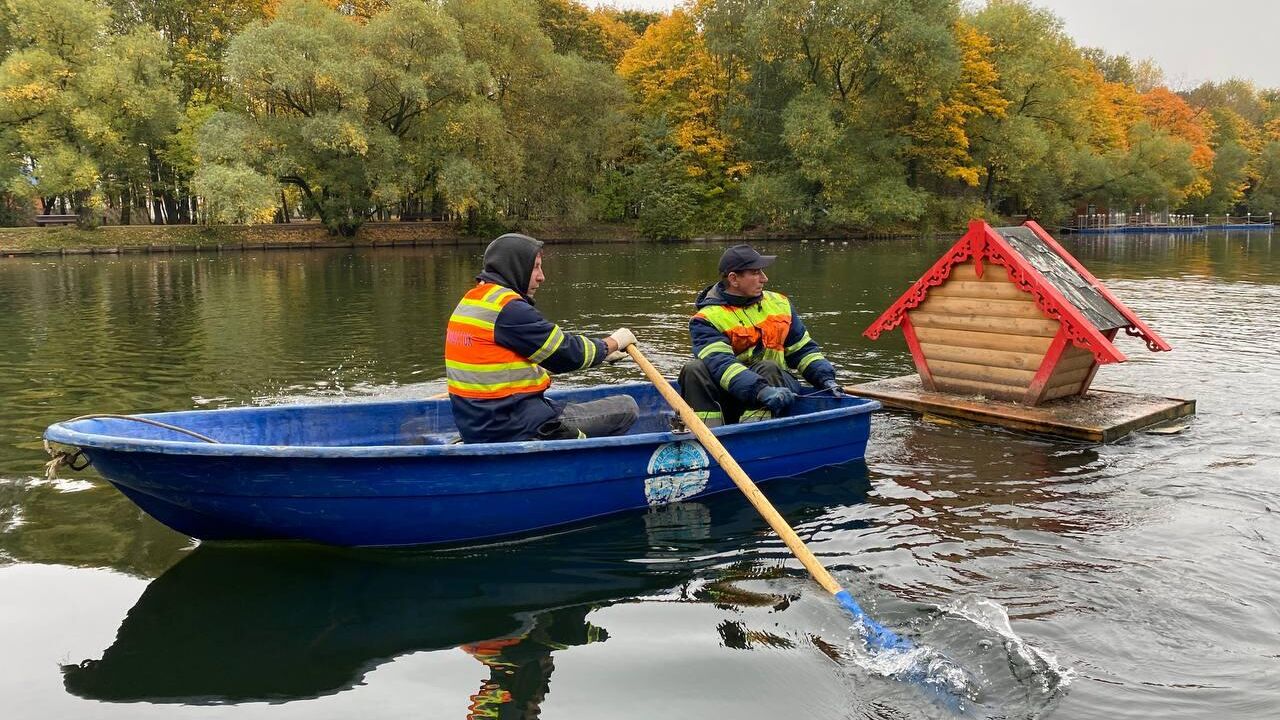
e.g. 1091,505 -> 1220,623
677,359 -> 801,427
537,394 -> 640,440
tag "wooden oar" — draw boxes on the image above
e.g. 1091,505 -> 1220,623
626,344 -> 912,652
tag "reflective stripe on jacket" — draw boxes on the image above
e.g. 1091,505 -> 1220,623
445,281 -> 609,443
690,283 -> 836,403
446,284 -> 550,400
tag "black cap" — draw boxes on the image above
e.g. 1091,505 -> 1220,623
718,244 -> 776,275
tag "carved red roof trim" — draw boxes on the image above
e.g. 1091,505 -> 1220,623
864,220 -> 1167,364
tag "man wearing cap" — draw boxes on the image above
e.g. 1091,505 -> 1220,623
445,233 -> 639,443
678,244 -> 842,427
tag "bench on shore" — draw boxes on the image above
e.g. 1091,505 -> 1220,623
34,214 -> 79,227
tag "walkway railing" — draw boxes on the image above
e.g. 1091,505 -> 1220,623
1072,212 -> 1274,229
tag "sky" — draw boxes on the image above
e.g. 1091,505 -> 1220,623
584,0 -> 1280,89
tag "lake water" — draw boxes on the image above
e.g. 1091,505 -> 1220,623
1,230 -> 1277,719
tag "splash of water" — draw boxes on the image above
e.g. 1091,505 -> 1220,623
837,592 -> 982,704
945,597 -> 1075,697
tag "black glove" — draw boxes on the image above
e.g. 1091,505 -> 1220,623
823,379 -> 843,397
756,386 -> 796,414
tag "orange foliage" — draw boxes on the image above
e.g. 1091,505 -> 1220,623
1138,87 -> 1216,199
1140,87 -> 1214,171
1077,64 -> 1143,152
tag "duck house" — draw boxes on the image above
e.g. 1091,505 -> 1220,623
862,219 -> 1172,407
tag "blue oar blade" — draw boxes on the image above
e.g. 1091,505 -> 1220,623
834,589 -> 913,651
835,590 -> 981,704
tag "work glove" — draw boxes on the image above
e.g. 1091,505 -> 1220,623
608,327 -> 637,352
823,379 -> 844,397
604,350 -> 630,363
756,386 -> 796,415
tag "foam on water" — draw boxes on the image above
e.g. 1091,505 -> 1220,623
840,612 -> 982,708
944,597 -> 1075,697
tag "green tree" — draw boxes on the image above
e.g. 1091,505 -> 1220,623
1068,121 -> 1196,210
966,0 -> 1092,219
747,0 -> 961,229
445,0 -> 628,226
200,0 -> 475,234
1247,141 -> 1280,214
1185,107 -> 1253,215
0,0 -> 179,225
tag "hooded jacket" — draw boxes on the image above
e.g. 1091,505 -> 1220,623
447,234 -> 609,443
689,281 -> 835,403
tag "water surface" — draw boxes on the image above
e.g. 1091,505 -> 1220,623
2,230 -> 1277,718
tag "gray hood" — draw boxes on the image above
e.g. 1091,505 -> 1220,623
476,233 -> 543,299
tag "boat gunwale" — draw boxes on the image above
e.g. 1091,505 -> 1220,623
45,392 -> 882,459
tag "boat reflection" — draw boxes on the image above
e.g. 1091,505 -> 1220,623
62,461 -> 874,711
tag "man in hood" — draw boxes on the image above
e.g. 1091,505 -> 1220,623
678,244 -> 842,426
445,233 -> 639,443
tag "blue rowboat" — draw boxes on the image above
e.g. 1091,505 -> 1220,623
44,382 -> 879,547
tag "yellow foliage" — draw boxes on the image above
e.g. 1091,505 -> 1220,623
906,22 -> 1007,187
1264,117 -> 1280,143
0,82 -> 56,105
588,9 -> 640,66
618,8 -> 746,181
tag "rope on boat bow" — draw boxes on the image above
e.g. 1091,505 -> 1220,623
43,414 -> 220,480
43,440 -> 90,481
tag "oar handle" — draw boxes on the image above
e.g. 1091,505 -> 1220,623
626,345 -> 844,596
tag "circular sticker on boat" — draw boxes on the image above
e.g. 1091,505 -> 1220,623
644,441 -> 711,506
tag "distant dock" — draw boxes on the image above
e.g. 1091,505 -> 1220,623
1063,213 -> 1272,234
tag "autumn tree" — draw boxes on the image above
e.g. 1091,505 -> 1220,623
444,0 -> 628,226
904,21 -> 1008,190
617,7 -> 747,237
535,0 -> 639,66
200,0 -> 476,234
1185,106 -> 1254,215
965,0 -> 1094,219
0,0 -> 180,225
1140,87 -> 1214,202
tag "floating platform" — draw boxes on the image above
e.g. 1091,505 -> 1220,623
847,375 -> 1195,443
1065,225 -> 1206,235
1205,223 -> 1273,231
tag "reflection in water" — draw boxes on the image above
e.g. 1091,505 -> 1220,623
62,463 -> 875,711
461,607 -> 605,720
2,232 -> 1277,719
60,532 -> 663,705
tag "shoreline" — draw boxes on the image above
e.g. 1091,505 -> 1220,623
0,221 -> 921,257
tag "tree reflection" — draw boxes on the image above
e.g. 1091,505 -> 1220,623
61,461 -> 875,710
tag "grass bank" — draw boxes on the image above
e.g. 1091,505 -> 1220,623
0,221 -> 652,256
0,220 -> 907,257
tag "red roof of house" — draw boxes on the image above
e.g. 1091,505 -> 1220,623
863,220 -> 1171,364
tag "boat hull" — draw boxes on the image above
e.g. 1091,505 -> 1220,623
46,383 -> 879,547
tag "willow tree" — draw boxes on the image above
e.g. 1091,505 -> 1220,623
443,0 -> 629,226
743,0 -> 962,229
197,0 -> 476,234
0,0 -> 179,225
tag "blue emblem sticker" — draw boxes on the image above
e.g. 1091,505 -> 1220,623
644,441 -> 711,506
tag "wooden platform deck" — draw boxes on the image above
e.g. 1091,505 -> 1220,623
846,375 -> 1195,443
